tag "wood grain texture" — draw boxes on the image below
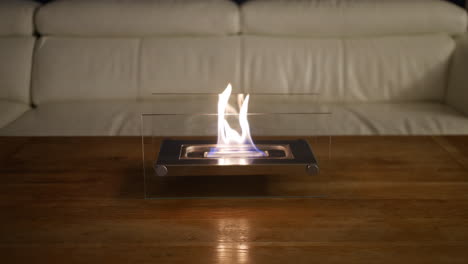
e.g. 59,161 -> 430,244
1,136 -> 468,263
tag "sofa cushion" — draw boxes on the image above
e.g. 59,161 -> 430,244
36,0 -> 239,37
2,100 -> 468,136
242,0 -> 468,37
32,37 -> 140,104
447,34 -> 468,116
0,99 -> 217,136
243,35 -> 455,102
334,103 -> 468,135
0,0 -> 39,36
0,1 -> 37,128
0,37 -> 35,104
32,36 -> 241,104
0,101 -> 29,129
140,37 -> 240,95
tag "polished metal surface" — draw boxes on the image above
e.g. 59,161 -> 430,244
306,163 -> 320,175
180,144 -> 294,160
154,165 -> 168,177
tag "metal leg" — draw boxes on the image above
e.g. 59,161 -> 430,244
306,164 -> 319,175
154,164 -> 168,177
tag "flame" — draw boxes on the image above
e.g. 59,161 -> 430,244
207,84 -> 266,160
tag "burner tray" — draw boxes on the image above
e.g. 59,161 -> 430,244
154,139 -> 318,177
180,144 -> 294,160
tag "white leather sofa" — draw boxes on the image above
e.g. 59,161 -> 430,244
1,0 -> 468,136
0,0 -> 37,129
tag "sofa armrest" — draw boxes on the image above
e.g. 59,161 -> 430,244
447,33 -> 468,116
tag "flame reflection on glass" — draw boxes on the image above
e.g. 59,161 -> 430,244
207,83 -> 266,162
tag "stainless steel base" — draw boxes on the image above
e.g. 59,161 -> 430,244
154,139 -> 318,177
180,144 -> 295,160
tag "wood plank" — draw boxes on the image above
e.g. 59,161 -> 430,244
2,243 -> 468,264
3,180 -> 468,200
3,199 -> 468,220
0,137 -> 30,164
2,217 -> 468,244
0,136 -> 141,173
434,136 -> 468,169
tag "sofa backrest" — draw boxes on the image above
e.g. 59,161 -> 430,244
242,0 -> 467,37
30,0 -> 468,104
32,0 -> 240,105
241,0 -> 468,102
0,0 -> 38,104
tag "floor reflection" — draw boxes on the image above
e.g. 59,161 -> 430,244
216,219 -> 250,264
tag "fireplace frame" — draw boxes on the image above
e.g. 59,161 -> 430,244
154,139 -> 319,177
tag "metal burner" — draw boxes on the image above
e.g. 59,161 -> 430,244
180,144 -> 294,160
154,139 -> 319,177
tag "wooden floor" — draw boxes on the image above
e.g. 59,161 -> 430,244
1,136 -> 468,263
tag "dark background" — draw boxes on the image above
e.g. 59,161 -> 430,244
34,0 -> 467,8
447,0 -> 465,6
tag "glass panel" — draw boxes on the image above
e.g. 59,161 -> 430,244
142,91 -> 331,198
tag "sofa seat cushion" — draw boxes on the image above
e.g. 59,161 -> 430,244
1,100 -> 468,136
0,101 -> 29,129
333,103 -> 468,135
0,101 -> 148,136
0,98 -> 218,136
